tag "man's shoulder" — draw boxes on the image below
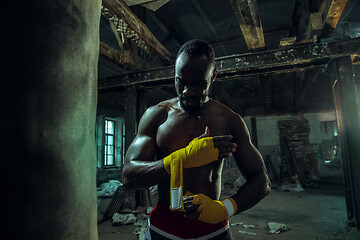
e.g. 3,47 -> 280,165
141,98 -> 177,123
208,98 -> 241,119
147,98 -> 177,114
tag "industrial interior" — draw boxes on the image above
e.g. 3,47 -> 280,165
4,0 -> 360,240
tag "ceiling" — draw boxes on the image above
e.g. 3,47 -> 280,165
97,0 -> 360,116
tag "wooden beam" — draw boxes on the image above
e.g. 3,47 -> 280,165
99,41 -> 151,69
279,37 -> 297,48
322,0 -> 348,38
98,38 -> 360,91
230,0 -> 265,50
309,11 -> 323,38
102,0 -> 172,64
332,57 -> 360,229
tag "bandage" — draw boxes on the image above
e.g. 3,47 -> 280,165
163,137 -> 219,174
191,194 -> 238,224
170,158 -> 183,210
165,137 -> 218,210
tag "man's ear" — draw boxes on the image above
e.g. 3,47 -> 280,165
211,68 -> 218,84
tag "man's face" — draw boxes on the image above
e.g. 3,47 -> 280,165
175,53 -> 216,115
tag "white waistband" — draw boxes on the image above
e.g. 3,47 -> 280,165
148,219 -> 230,240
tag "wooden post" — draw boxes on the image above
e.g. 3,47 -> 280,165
124,86 -> 138,209
124,86 -> 148,208
125,86 -> 138,152
136,87 -> 148,207
251,117 -> 258,148
331,56 -> 360,229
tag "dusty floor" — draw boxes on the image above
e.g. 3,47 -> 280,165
98,184 -> 356,240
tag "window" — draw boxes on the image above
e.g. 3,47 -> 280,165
104,119 -> 115,166
96,116 -> 125,169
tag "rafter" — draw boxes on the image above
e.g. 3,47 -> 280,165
230,0 -> 265,50
102,0 -> 171,64
321,0 -> 348,38
99,41 -> 151,70
98,38 -> 360,91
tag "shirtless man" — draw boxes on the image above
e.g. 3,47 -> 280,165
122,39 -> 271,239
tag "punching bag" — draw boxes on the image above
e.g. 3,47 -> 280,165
2,1 -> 101,239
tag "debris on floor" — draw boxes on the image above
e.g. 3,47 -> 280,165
278,177 -> 304,192
146,207 -> 154,214
230,222 -> 244,226
238,230 -> 257,236
97,180 -> 123,197
112,213 -> 137,226
133,227 -> 147,240
109,206 -> 153,239
267,222 -> 289,234
230,222 -> 257,229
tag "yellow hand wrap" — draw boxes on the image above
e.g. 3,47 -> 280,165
163,137 -> 219,174
192,194 -> 238,224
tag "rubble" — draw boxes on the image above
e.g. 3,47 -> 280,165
112,213 -> 137,226
133,227 -> 147,240
109,206 -> 154,239
238,230 -> 257,236
97,180 -> 123,197
230,222 -> 257,229
267,222 -> 289,234
221,168 -> 246,195
278,181 -> 304,192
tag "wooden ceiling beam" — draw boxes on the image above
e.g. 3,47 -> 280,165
321,0 -> 348,38
230,0 -> 265,50
100,41 -> 151,70
102,0 -> 172,64
98,37 -> 360,91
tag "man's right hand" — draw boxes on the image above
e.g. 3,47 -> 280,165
163,127 -> 237,173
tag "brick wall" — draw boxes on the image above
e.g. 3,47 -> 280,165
278,115 -> 312,181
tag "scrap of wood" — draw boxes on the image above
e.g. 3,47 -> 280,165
230,0 -> 265,50
351,54 -> 360,65
309,12 -> 323,37
279,37 -> 297,48
102,0 -> 171,64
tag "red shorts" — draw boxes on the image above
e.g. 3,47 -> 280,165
148,201 -> 229,239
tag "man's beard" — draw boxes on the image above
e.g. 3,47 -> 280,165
179,95 -> 205,115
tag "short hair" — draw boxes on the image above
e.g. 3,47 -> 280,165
176,39 -> 215,66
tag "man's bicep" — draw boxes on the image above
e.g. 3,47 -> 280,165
125,134 -> 157,163
125,106 -> 163,163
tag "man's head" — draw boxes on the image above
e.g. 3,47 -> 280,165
175,39 -> 217,115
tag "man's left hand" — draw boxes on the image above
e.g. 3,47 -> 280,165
183,193 -> 237,224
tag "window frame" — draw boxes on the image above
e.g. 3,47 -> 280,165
104,118 -> 116,167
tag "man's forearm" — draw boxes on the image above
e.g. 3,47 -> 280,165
231,173 -> 271,214
122,159 -> 168,189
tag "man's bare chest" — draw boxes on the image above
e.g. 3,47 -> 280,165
156,112 -> 230,156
